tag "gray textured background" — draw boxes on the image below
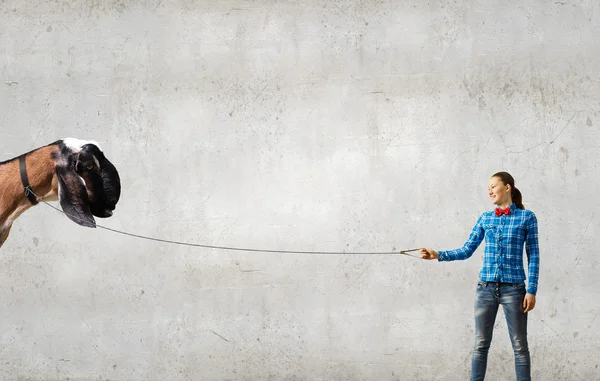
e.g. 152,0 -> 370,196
1,1 -> 599,380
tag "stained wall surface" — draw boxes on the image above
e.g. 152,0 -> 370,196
1,1 -> 599,380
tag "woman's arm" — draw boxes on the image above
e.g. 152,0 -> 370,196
525,212 -> 540,296
421,215 -> 485,261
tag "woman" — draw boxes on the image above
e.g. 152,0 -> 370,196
420,171 -> 539,381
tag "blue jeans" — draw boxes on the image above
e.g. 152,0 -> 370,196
471,281 -> 531,381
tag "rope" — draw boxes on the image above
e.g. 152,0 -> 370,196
30,192 -> 420,257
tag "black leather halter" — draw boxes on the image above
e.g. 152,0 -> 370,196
19,154 -> 38,205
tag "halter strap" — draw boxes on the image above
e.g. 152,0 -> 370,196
19,155 -> 38,205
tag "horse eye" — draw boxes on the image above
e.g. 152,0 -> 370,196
86,164 -> 94,170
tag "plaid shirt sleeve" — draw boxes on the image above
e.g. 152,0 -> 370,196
437,214 -> 485,261
525,212 -> 540,295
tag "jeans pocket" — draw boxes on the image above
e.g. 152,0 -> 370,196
511,282 -> 526,295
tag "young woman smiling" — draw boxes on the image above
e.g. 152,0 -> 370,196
420,171 -> 540,381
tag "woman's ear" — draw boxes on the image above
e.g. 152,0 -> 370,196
55,165 -> 96,228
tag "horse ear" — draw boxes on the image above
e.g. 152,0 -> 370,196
56,165 -> 96,228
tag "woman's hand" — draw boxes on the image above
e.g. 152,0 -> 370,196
420,248 -> 439,260
523,293 -> 536,313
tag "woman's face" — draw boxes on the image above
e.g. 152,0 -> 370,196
488,176 -> 511,206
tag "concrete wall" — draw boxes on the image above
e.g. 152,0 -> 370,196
1,1 -> 599,380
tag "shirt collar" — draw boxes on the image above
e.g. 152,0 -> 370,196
493,203 -> 517,212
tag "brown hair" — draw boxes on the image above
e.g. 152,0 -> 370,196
492,171 -> 524,209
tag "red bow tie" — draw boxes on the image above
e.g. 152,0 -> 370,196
495,207 -> 511,216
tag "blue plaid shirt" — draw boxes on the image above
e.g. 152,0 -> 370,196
437,203 -> 540,295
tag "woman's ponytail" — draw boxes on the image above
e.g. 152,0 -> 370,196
511,186 -> 524,210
